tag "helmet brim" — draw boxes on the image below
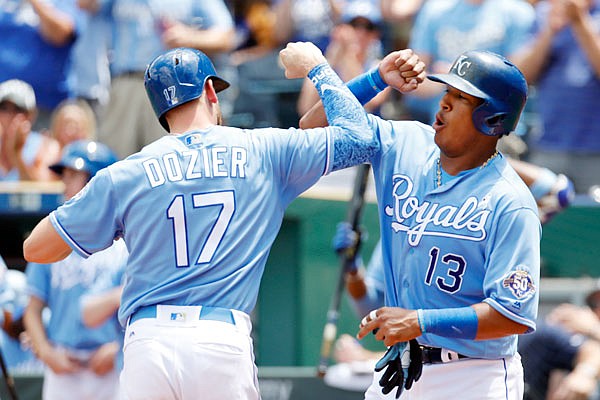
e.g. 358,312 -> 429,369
428,73 -> 488,100
49,164 -> 64,175
213,77 -> 230,93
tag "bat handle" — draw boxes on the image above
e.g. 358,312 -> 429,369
316,314 -> 338,378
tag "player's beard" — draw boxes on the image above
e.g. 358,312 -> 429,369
215,104 -> 223,126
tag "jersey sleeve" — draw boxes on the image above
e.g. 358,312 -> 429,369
483,208 -> 541,333
24,262 -> 51,302
257,126 -> 332,206
50,169 -> 122,258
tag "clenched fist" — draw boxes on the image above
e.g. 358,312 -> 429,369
378,49 -> 427,93
279,42 -> 328,79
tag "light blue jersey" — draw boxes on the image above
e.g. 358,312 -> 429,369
25,240 -> 128,350
352,240 -> 386,317
368,115 -> 541,358
48,63 -> 376,327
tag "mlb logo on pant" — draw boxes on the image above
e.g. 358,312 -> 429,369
171,312 -> 186,321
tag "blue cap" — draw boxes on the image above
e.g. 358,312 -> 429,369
50,140 -> 118,178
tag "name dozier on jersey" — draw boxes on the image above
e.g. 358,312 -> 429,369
142,146 -> 248,188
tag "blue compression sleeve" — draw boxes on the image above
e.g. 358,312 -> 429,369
307,63 -> 378,171
417,307 -> 478,339
346,67 -> 388,105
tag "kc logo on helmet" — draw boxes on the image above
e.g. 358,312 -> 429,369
452,55 -> 472,77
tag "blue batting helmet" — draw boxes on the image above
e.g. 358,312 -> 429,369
428,50 -> 527,136
144,47 -> 230,132
50,140 -> 118,179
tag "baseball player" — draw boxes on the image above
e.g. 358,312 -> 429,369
22,45 -> 426,399
301,50 -> 541,399
23,140 -> 127,400
0,258 -> 45,374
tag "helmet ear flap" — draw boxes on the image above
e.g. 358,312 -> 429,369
473,103 -> 510,136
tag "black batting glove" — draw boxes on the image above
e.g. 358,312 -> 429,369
405,339 -> 423,390
374,340 -> 423,398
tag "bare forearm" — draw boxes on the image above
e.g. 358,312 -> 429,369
273,0 -> 292,45
472,303 -> 529,340
23,216 -> 72,263
82,286 -> 122,328
187,29 -> 236,54
30,0 -> 76,45
24,302 -> 52,360
571,14 -> 600,77
512,28 -> 555,83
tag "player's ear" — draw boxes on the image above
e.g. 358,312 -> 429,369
205,79 -> 219,104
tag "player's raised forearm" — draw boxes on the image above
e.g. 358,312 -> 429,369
280,41 -> 376,171
299,49 -> 425,129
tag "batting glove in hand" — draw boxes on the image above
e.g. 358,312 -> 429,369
374,340 -> 423,398
332,222 -> 362,252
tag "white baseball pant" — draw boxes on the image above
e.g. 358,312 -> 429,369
365,352 -> 524,400
120,305 -> 260,400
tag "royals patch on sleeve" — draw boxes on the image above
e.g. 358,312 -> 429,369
502,268 -> 536,300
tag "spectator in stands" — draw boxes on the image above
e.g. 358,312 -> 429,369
81,271 -> 125,372
512,0 -> 600,194
379,0 -> 425,55
228,0 -> 278,67
49,99 -> 97,152
519,322 -> 600,400
296,0 -> 390,117
91,0 -> 236,159
68,0 -> 112,119
23,140 -> 127,400
273,0 -> 343,52
0,80 -> 60,182
519,285 -> 600,400
0,0 -> 84,130
0,256 -> 45,374
403,0 -> 535,127
380,0 -> 425,22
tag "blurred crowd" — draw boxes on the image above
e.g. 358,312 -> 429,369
0,0 -> 598,194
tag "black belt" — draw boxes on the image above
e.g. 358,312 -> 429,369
420,345 -> 469,364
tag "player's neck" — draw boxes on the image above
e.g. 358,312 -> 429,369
166,102 -> 218,134
439,148 -> 499,176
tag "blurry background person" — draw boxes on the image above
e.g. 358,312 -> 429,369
48,99 -> 98,155
296,0 -> 390,117
403,0 -> 535,126
0,0 -> 84,129
272,0 -> 343,52
519,321 -> 600,400
0,80 -> 60,182
513,0 -> 600,194
0,256 -> 45,375
92,0 -> 237,159
68,0 -> 112,119
24,140 -> 127,400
